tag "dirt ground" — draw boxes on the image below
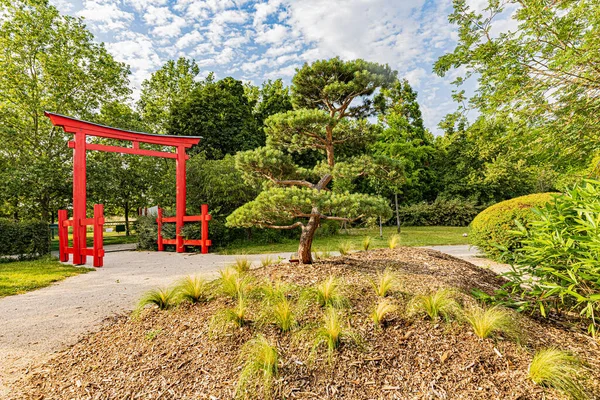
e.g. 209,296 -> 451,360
8,248 -> 600,399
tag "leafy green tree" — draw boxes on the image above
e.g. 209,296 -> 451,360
254,79 -> 293,128
168,76 -> 261,159
138,57 -> 200,134
0,0 -> 130,221
434,0 -> 600,172
226,58 -> 396,263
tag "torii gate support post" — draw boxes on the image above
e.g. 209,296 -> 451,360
176,145 -> 186,253
72,129 -> 87,265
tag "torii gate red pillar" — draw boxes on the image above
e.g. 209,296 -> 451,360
46,112 -> 203,266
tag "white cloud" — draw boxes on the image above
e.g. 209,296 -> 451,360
77,0 -> 134,31
255,23 -> 288,44
175,30 -> 203,49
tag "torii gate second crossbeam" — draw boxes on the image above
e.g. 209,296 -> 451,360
46,112 -> 205,267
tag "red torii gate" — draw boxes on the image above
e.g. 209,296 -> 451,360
46,112 -> 210,268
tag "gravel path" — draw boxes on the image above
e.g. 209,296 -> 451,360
0,250 -> 294,397
0,245 -> 504,397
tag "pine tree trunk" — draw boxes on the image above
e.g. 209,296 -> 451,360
124,201 -> 130,236
297,208 -> 320,264
379,216 -> 383,238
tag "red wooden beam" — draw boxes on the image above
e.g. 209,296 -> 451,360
69,142 -> 188,160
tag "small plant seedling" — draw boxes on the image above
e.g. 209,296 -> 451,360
177,275 -> 210,304
528,348 -> 586,400
464,305 -> 520,340
144,329 -> 161,341
407,289 -> 458,321
234,257 -> 252,273
388,234 -> 400,249
261,256 -> 275,267
136,287 -> 178,311
218,266 -> 253,299
371,299 -> 397,327
338,241 -> 352,255
362,236 -> 371,251
237,335 -> 279,399
314,276 -> 347,308
370,268 -> 397,297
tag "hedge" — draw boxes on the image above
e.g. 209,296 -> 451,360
0,219 -> 50,260
397,198 -> 482,227
469,192 -> 558,261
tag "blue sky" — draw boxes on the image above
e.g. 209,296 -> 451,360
49,0 -> 493,134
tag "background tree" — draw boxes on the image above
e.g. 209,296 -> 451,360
227,58 -> 397,263
0,0 -> 130,221
434,0 -> 600,174
168,75 -> 261,159
138,57 -> 199,134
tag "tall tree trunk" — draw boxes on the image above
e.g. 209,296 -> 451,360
124,201 -> 130,236
395,193 -> 401,234
297,208 -> 320,264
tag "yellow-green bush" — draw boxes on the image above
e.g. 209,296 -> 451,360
470,193 -> 558,261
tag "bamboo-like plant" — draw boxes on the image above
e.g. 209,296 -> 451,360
362,236 -> 371,251
370,268 -> 397,297
136,287 -> 178,311
176,276 -> 210,304
407,289 -> 459,321
236,335 -> 279,399
528,348 -> 587,400
464,305 -> 520,339
371,299 -> 398,327
388,234 -> 400,249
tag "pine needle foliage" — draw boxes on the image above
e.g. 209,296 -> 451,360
362,236 -> 371,251
371,299 -> 398,327
370,268 -> 397,297
388,234 -> 400,249
464,305 -> 520,340
528,348 -> 587,400
236,335 -> 279,399
407,289 -> 459,321
338,241 -> 352,255
136,287 -> 178,311
314,275 -> 347,308
176,276 -> 210,304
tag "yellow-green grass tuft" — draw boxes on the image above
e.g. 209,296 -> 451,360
528,348 -> 587,400
218,266 -> 253,299
388,234 -> 400,249
136,287 -> 178,311
260,256 -> 275,267
314,276 -> 347,308
312,308 -> 359,360
233,257 -> 252,273
362,236 -> 372,251
236,334 -> 279,399
371,298 -> 398,327
176,276 -> 210,304
370,268 -> 397,297
407,289 -> 459,321
338,241 -> 352,255
464,305 -> 520,340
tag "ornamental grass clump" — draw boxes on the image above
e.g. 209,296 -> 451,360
362,236 -> 371,251
236,335 -> 279,399
370,268 -> 397,297
176,276 -> 210,304
338,241 -> 352,255
464,305 -> 520,340
260,281 -> 297,332
528,348 -> 587,400
234,257 -> 252,273
210,296 -> 248,335
136,287 -> 178,311
371,299 -> 397,327
388,234 -> 400,249
314,275 -> 347,308
407,289 -> 459,321
260,255 -> 275,267
313,308 -> 358,360
218,266 -> 253,299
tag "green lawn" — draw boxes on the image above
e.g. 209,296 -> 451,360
50,230 -> 138,251
219,225 -> 470,255
0,257 -> 93,297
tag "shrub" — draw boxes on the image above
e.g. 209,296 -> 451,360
370,268 -> 397,297
134,215 -> 157,251
371,299 -> 397,327
464,305 -> 519,340
407,289 -> 458,321
528,349 -> 586,400
0,219 -> 50,260
237,335 -> 279,399
397,198 -> 481,227
469,192 -> 557,261
176,276 -> 210,304
505,181 -> 600,336
137,287 -> 178,311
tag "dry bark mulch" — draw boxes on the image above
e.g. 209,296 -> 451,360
11,248 -> 600,399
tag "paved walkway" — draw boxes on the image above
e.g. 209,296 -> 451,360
0,245 -> 506,397
424,245 -> 511,275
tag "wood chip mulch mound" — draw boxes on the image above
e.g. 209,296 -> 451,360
11,248 -> 600,399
